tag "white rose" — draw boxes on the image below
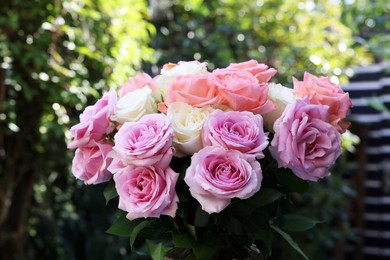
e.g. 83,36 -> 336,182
153,61 -> 208,103
167,102 -> 214,157
111,86 -> 157,124
161,61 -> 208,77
263,83 -> 296,131
150,76 -> 168,103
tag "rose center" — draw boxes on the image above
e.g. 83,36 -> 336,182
214,162 -> 240,180
137,125 -> 157,142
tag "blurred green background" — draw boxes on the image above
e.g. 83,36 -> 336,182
0,0 -> 388,259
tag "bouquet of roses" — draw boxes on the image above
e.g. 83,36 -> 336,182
68,60 -> 351,259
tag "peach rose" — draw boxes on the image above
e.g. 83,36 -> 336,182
212,69 -> 276,115
293,72 -> 352,133
165,74 -> 220,108
225,60 -> 277,83
150,61 -> 208,103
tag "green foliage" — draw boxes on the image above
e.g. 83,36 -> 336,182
150,0 -> 372,84
366,96 -> 389,113
228,188 -> 282,216
274,214 -> 323,233
103,180 -> 119,205
275,169 -> 310,193
107,211 -> 140,237
146,240 -> 171,260
103,167 -> 324,259
271,225 -> 309,260
341,0 -> 390,60
0,0 -> 153,259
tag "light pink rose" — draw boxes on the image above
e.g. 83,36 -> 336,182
225,60 -> 277,83
184,146 -> 262,213
112,113 -> 175,169
118,73 -> 153,98
165,74 -> 220,108
269,99 -> 342,181
212,69 -> 276,115
71,140 -> 113,184
202,110 -> 268,159
114,165 -> 179,220
293,72 -> 352,133
68,89 -> 117,149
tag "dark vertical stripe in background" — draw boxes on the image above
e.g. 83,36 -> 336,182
343,62 -> 390,259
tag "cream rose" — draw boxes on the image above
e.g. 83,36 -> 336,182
262,83 -> 296,131
161,60 -> 208,77
167,102 -> 214,156
111,86 -> 157,124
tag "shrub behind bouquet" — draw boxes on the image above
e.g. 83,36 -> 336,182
68,60 -> 351,259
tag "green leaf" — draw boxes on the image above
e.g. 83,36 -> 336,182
248,188 -> 283,207
270,225 -> 308,260
366,97 -> 389,113
275,169 -> 310,193
130,220 -> 153,250
251,226 -> 272,241
146,240 -> 171,260
223,216 -> 244,235
184,223 -> 197,239
229,188 -> 282,216
103,180 -> 118,205
276,214 -> 323,233
106,213 -> 142,237
254,239 -> 272,258
195,206 -> 210,227
193,244 -> 218,260
172,233 -> 195,248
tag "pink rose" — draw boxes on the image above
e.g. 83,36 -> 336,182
165,74 -> 220,107
212,69 -> 276,115
293,72 -> 352,133
71,140 -> 113,185
269,99 -> 342,181
118,73 -> 153,98
114,165 -> 179,220
112,113 -> 175,169
202,110 -> 268,159
225,60 -> 277,83
184,146 -> 262,213
68,89 -> 117,149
